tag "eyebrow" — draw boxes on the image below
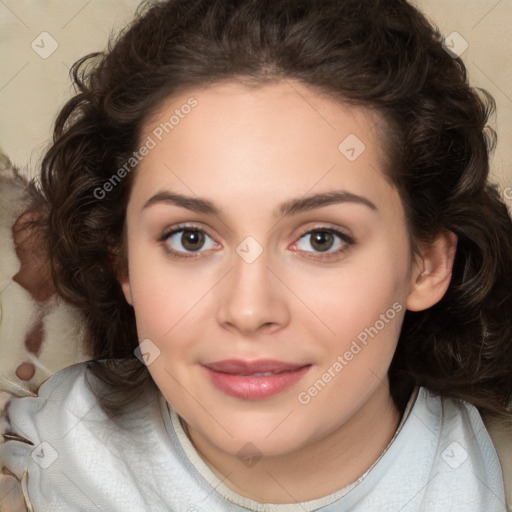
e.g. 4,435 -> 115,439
142,190 -> 378,216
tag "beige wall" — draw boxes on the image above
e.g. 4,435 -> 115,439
1,0 -> 510,199
409,0 -> 512,197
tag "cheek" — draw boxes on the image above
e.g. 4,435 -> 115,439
127,260 -> 203,403
295,242 -> 409,340
127,242 -> 191,327
290,233 -> 410,396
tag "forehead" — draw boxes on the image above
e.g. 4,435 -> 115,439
131,79 -> 396,213
140,79 -> 388,159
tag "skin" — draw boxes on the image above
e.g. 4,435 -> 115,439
119,79 -> 456,503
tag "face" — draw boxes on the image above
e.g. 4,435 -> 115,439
120,79 -> 418,459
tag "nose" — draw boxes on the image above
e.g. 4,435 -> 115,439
216,245 -> 290,337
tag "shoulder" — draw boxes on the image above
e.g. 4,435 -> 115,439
416,387 -> 511,510
2,361 -> 93,440
483,414 -> 512,511
4,361 -> 105,443
417,386 -> 503,457
0,362 -> 96,511
416,386 -> 494,434
2,359 -> 166,455
0,361 -> 166,511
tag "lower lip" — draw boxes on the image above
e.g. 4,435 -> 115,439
203,365 -> 311,400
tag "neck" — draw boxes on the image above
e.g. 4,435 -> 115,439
185,381 -> 403,504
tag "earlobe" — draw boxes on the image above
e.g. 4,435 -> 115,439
406,230 -> 458,312
121,277 -> 133,306
110,244 -> 133,306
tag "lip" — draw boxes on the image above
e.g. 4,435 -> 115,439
203,359 -> 311,400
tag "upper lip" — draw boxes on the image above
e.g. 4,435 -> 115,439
203,359 -> 310,375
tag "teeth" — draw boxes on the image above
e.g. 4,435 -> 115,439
248,371 -> 275,377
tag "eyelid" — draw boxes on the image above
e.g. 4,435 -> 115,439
158,222 -> 218,242
294,224 -> 354,244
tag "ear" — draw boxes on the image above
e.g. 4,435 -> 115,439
120,273 -> 133,306
110,244 -> 133,306
406,230 -> 457,312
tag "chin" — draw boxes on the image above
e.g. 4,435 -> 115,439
195,410 -> 316,458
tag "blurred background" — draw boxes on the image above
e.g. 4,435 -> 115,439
0,0 -> 511,200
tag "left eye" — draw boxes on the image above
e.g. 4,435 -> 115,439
162,228 -> 217,253
294,229 -> 351,253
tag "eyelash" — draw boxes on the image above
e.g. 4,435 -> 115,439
157,223 -> 354,262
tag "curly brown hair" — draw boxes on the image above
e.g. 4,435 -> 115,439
32,0 -> 512,419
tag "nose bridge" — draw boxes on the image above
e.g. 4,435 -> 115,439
216,242 -> 289,334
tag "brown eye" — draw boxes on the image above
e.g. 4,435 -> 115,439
309,231 -> 335,252
180,230 -> 205,251
160,226 -> 218,257
292,227 -> 353,260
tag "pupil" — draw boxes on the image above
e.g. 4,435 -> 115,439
311,231 -> 333,252
182,230 -> 204,251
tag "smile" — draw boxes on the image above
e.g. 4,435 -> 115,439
202,359 -> 312,400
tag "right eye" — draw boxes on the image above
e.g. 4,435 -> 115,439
158,225 -> 220,259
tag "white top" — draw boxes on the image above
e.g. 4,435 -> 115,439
0,361 -> 507,511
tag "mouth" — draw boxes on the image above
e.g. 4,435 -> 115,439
202,359 -> 312,400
